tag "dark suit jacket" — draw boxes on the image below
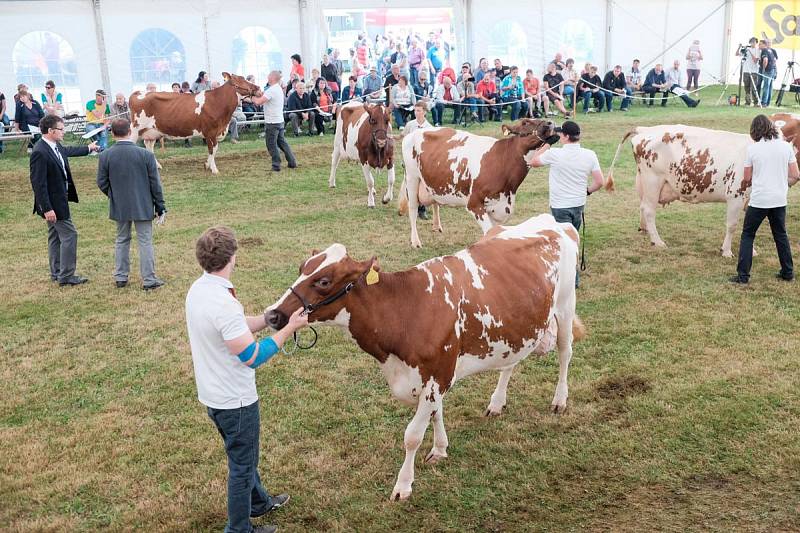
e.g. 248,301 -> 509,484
30,138 -> 90,220
96,140 -> 165,221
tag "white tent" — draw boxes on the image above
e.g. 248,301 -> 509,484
0,0 -> 776,115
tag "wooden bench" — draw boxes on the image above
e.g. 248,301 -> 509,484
0,130 -> 35,155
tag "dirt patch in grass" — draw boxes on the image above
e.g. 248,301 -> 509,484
594,374 -> 652,400
239,236 -> 265,247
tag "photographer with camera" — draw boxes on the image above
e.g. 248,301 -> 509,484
736,38 -> 760,106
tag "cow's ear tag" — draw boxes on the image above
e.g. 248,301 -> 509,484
366,266 -> 380,285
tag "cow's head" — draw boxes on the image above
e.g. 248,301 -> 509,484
222,72 -> 263,98
265,244 -> 377,330
501,118 -> 558,148
770,113 -> 800,168
363,102 -> 391,149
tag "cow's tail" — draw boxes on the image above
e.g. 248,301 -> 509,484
398,176 -> 409,215
605,128 -> 637,192
572,315 -> 587,342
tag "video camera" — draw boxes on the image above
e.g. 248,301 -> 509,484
738,43 -> 749,56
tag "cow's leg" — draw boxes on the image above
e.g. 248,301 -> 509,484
722,200 -> 747,258
391,382 -> 439,501
361,165 -> 376,208
405,166 -> 423,248
551,315 -> 574,414
485,365 -> 515,416
329,145 -> 341,188
424,402 -> 449,465
206,140 -> 219,175
143,140 -> 162,170
468,195 -> 494,234
382,165 -> 395,204
640,196 -> 666,247
432,204 -> 443,233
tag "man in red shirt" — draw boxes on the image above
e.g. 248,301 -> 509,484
476,69 -> 501,122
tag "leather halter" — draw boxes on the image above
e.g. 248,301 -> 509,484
226,78 -> 260,98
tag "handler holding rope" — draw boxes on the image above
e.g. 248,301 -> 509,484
185,226 -> 308,533
529,121 -> 604,288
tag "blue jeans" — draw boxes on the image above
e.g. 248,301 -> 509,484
433,102 -> 458,125
410,66 -> 420,87
761,71 -> 776,106
551,205 -> 583,288
208,401 -> 276,533
563,85 -> 575,108
86,122 -> 108,150
502,96 -> 528,120
582,90 -> 606,112
605,88 -> 631,110
392,107 -> 411,128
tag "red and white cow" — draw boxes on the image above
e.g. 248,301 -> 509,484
265,214 -> 586,501
329,101 -> 395,207
129,72 -> 261,174
607,124 -> 757,257
400,119 -> 556,248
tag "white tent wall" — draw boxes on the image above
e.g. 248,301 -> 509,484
608,0 -> 728,84
0,0 -> 102,114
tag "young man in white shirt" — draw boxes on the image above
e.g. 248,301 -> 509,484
529,121 -> 604,287
731,115 -> 799,284
250,71 -> 297,172
186,226 -> 308,533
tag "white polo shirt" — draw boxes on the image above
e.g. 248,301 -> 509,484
402,118 -> 432,135
264,83 -> 285,124
185,272 -> 256,409
539,143 -> 601,209
744,138 -> 795,209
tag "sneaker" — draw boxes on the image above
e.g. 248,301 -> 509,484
319,132 -> 324,136
27,148 -> 33,154
729,276 -> 748,285
115,280 -> 128,288
251,493 -> 290,518
231,139 -> 240,144
252,526 -> 278,533
587,108 -> 596,113
621,108 -> 629,112
143,279 -> 165,291
776,272 -> 795,281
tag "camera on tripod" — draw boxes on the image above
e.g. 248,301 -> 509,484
789,61 -> 796,67
738,43 -> 749,56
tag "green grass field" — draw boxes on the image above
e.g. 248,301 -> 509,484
3,88 -> 800,532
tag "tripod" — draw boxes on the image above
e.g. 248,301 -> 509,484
774,61 -> 797,107
736,51 -> 746,106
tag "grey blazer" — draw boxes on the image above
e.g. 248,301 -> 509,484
97,140 -> 165,221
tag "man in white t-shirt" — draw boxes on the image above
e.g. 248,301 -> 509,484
250,71 -> 297,172
529,121 -> 604,287
731,115 -> 799,284
186,226 -> 308,533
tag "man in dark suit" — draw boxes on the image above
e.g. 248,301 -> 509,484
30,114 -> 99,286
97,118 -> 167,290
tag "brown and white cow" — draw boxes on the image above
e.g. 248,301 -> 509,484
770,112 -> 800,157
129,72 -> 261,174
265,214 -> 585,501
607,124 -> 757,257
400,119 -> 556,248
329,101 -> 395,207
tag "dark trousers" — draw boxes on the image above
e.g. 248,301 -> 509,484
582,90 -> 607,112
736,205 -> 794,281
265,123 -> 296,170
432,102 -> 459,125
643,85 -> 668,105
208,401 -> 275,533
743,72 -> 759,105
686,69 -> 700,90
551,205 -> 583,288
288,112 -> 314,135
47,218 -> 78,282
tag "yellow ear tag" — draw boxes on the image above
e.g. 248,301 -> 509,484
366,267 -> 380,286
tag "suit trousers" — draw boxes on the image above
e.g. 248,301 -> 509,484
48,219 -> 78,282
114,220 -> 157,284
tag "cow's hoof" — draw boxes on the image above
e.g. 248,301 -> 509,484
390,486 -> 412,501
434,226 -> 443,233
721,250 -> 734,258
752,248 -> 758,257
424,450 -> 447,464
484,407 -> 504,417
652,241 -> 667,248
550,403 -> 567,414
211,170 -> 219,175
411,241 -> 422,249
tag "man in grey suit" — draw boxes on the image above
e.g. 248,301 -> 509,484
97,118 -> 167,290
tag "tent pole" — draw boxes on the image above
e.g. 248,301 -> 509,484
91,0 -> 111,94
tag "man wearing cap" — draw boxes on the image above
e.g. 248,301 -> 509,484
363,66 -> 384,104
86,89 -> 111,151
529,121 -> 605,288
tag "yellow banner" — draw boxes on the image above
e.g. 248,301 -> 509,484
755,1 -> 800,46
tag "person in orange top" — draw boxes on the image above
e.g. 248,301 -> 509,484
475,69 -> 501,122
290,54 -> 305,81
310,78 -> 337,136
523,69 -> 542,118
